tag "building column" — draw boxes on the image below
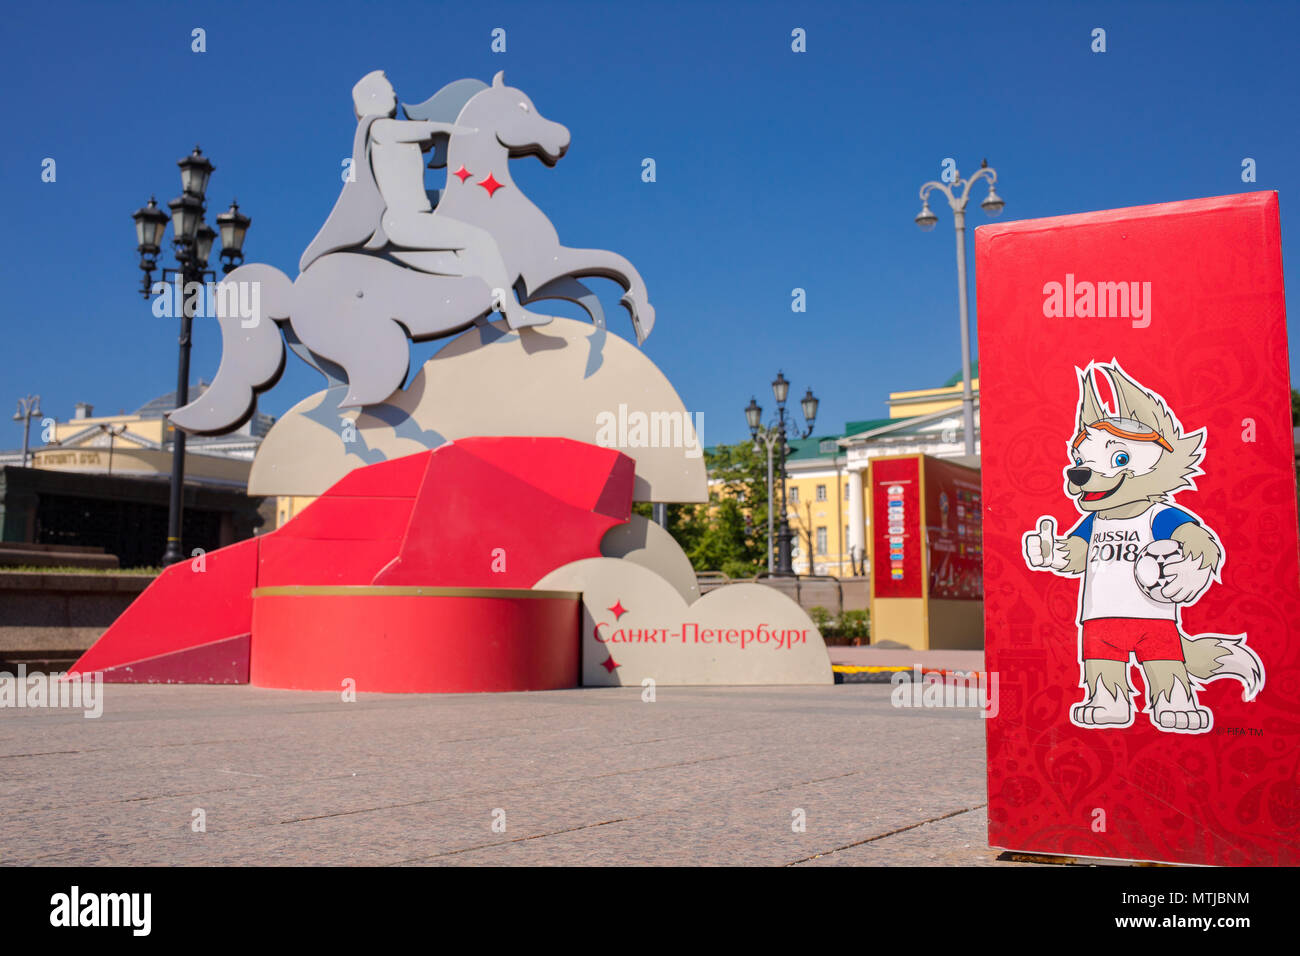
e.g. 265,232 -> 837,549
848,466 -> 865,569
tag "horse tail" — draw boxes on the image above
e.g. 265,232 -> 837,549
168,263 -> 292,435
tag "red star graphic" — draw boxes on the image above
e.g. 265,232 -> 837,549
452,165 -> 472,183
477,172 -> 504,197
608,600 -> 628,620
601,655 -> 620,673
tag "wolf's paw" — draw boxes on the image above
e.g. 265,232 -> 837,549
1071,697 -> 1131,726
1023,517 -> 1072,572
1148,677 -> 1213,733
1152,706 -> 1211,732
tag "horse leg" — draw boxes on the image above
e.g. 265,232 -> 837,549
293,258 -> 413,409
297,307 -> 410,409
381,271 -> 495,341
523,276 -> 606,329
395,214 -> 555,332
528,247 -> 654,344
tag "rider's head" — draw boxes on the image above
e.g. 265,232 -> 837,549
352,70 -> 397,120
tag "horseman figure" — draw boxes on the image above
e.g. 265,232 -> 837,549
170,71 -> 654,435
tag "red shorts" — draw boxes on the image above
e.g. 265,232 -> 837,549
1082,618 -> 1184,663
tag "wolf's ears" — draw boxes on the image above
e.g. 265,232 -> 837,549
1076,367 -> 1105,429
1103,363 -> 1174,441
493,70 -> 505,88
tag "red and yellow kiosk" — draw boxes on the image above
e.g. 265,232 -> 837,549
867,453 -> 983,650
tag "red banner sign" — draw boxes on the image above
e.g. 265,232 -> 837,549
871,456 -> 922,599
925,456 -> 983,600
977,192 -> 1300,865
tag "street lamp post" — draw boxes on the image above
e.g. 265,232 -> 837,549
745,373 -> 818,576
133,147 -> 250,566
12,395 -> 41,467
914,159 -> 1005,458
746,398 -> 778,574
98,423 -> 127,476
818,438 -> 844,577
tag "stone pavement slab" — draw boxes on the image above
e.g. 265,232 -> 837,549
0,682 -> 1007,866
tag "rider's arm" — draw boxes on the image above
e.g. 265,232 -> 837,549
374,118 -> 469,147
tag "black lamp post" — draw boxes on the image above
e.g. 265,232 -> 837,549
132,146 -> 250,566
746,372 -> 818,576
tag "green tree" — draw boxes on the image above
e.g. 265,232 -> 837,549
788,499 -> 818,570
636,440 -> 771,577
631,500 -> 698,552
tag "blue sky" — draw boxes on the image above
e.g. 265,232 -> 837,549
3,0 -> 1298,448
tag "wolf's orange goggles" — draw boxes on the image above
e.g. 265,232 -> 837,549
1072,419 -> 1173,452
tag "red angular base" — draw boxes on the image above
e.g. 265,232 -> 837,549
69,438 -> 633,690
98,635 -> 250,684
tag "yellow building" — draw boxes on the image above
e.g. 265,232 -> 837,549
7,388 -> 273,488
886,367 -> 980,419
1,385 -> 275,566
782,434 -> 866,577
275,495 -> 318,528
735,364 -> 981,578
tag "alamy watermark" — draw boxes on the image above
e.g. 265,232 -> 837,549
0,664 -> 103,718
595,404 -> 703,459
1042,273 -> 1151,328
50,886 -> 150,935
151,274 -> 261,328
890,666 -> 999,718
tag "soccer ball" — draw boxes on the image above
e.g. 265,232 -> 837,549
1134,540 -> 1183,603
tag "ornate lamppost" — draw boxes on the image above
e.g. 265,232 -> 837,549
914,159 -> 1005,457
746,372 -> 818,576
12,395 -> 41,467
132,147 -> 250,565
97,423 -> 128,476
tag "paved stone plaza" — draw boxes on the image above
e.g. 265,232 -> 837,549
0,682 -> 1007,866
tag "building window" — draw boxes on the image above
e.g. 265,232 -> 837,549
816,484 -> 827,502
789,486 -> 799,504
844,483 -> 850,501
816,527 -> 827,555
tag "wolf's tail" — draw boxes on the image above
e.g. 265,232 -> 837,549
1182,632 -> 1264,701
169,263 -> 292,435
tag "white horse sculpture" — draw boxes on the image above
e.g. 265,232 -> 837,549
171,71 -> 655,434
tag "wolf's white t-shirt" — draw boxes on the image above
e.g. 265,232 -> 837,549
1068,504 -> 1196,622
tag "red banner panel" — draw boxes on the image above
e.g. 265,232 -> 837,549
976,192 -> 1300,865
925,456 -> 983,600
871,456 -> 922,598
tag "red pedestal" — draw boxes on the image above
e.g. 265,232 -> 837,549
249,586 -> 582,693
70,437 -> 633,689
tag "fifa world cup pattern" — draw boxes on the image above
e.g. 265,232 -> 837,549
1022,360 -> 1264,734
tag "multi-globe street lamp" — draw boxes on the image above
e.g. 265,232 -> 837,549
132,146 -> 251,566
746,372 -> 818,576
914,159 -> 1005,458
12,395 -> 41,468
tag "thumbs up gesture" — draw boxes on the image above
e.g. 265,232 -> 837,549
1023,516 -> 1070,571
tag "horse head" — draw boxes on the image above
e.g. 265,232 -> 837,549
458,71 -> 570,166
